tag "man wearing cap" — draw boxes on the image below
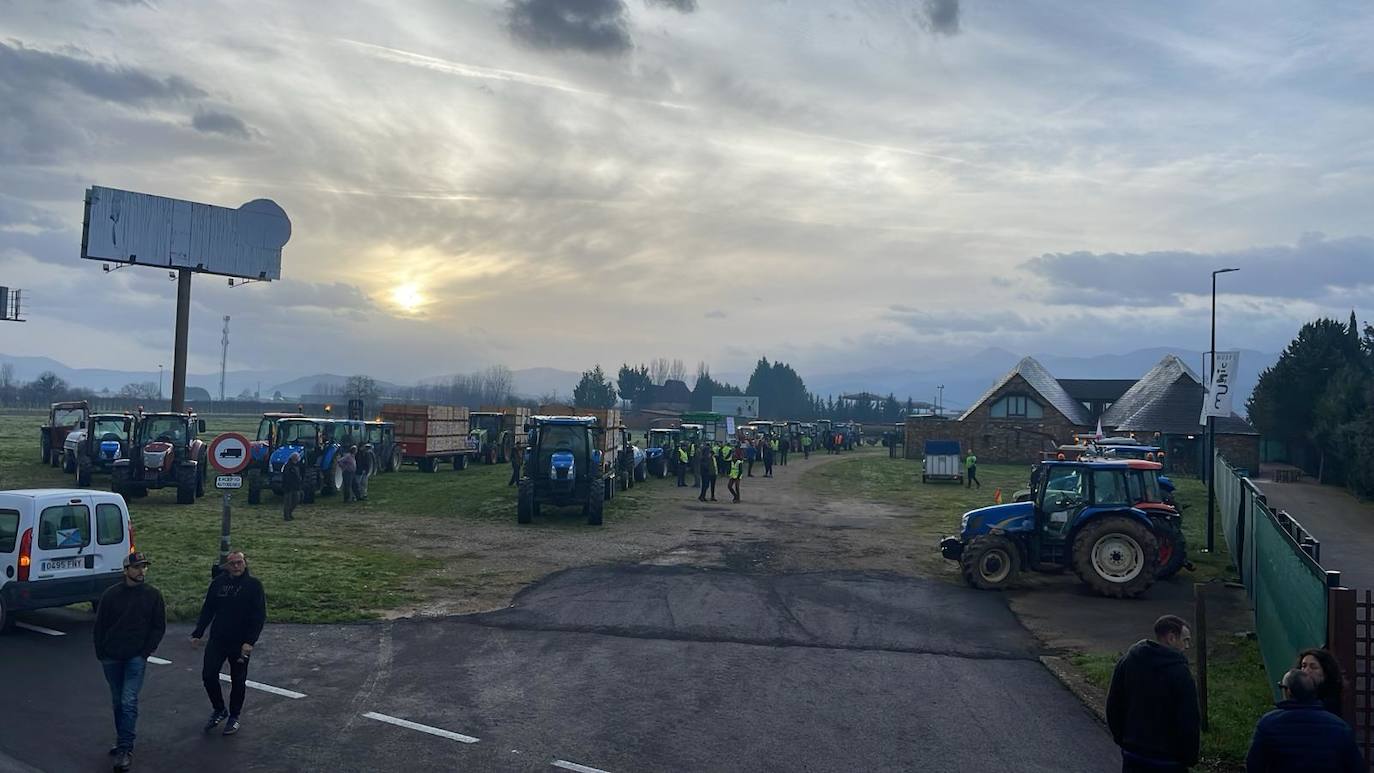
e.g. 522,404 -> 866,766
191,551 -> 267,737
93,552 -> 167,771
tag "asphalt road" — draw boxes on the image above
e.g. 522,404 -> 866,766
1256,478 -> 1374,590
0,562 -> 1118,773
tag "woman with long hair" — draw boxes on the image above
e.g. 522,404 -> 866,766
1295,648 -> 1344,715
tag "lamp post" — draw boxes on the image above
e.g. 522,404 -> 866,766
937,385 -> 944,417
1205,267 -> 1240,553
158,364 -> 164,400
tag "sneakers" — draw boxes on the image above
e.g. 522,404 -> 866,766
203,708 -> 228,733
113,750 -> 132,770
222,716 -> 240,736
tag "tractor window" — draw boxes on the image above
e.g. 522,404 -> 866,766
1128,471 -> 1163,503
256,418 -> 275,442
53,408 -> 85,427
93,419 -> 128,440
279,422 -> 318,445
1043,468 -> 1084,501
139,418 -> 186,444
1092,470 -> 1131,505
536,425 -> 588,471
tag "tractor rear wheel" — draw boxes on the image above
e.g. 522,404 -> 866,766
634,463 -> 647,483
389,451 -> 401,473
246,470 -> 262,505
1155,522 -> 1187,580
1072,516 -> 1159,598
959,535 -> 1019,590
324,461 -> 343,495
454,454 -> 469,471
175,465 -> 196,505
585,475 -> 605,526
76,457 -> 92,488
517,479 -> 533,524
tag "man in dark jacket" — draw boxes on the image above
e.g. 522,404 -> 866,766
1107,615 -> 1201,772
191,551 -> 267,736
93,552 -> 166,770
282,453 -> 302,521
355,443 -> 376,501
1245,670 -> 1364,772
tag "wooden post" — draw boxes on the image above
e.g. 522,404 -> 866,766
1325,573 -> 1357,725
1196,582 -> 1209,732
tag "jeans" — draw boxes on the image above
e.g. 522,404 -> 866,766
354,472 -> 369,500
699,475 -> 716,500
283,490 -> 299,520
508,463 -> 520,486
101,656 -> 147,752
342,470 -> 356,502
202,639 -> 249,716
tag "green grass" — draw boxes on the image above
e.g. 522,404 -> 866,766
1073,636 -> 1273,772
2,413 -> 649,622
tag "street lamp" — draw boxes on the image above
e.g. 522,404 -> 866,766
158,364 -> 164,400
1205,267 -> 1240,553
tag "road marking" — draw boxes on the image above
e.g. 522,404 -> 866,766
147,656 -> 172,665
553,760 -> 614,773
361,712 -> 479,744
15,622 -> 64,636
220,673 -> 306,699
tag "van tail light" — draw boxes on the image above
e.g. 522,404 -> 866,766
17,528 -> 33,582
128,519 -> 137,554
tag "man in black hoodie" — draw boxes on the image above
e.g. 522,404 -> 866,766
191,551 -> 267,736
93,552 -> 166,770
1107,614 -> 1201,772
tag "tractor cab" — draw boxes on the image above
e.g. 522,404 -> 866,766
942,460 -> 1163,598
518,416 -> 606,525
644,427 -> 682,478
66,413 -> 135,486
364,420 -> 400,473
41,400 -> 89,467
112,412 -> 208,504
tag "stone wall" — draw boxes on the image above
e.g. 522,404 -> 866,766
903,374 -> 1086,464
1216,433 -> 1262,476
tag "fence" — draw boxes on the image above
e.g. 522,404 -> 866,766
1217,451 -> 1373,767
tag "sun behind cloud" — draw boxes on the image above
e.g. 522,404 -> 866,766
390,282 -> 426,314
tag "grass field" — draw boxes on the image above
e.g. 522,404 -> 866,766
1,413 -> 652,623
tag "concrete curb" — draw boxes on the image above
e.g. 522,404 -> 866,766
1040,654 -> 1109,725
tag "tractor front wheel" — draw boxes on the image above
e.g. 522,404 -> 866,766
454,454 -> 469,471
389,451 -> 402,473
585,475 -> 605,526
959,535 -> 1020,590
175,465 -> 197,505
76,457 -> 92,488
1072,516 -> 1159,598
518,479 -> 533,524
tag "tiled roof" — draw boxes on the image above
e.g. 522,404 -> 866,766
960,356 -> 1092,425
1104,355 -> 1257,436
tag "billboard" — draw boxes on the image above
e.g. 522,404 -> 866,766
81,186 -> 290,280
712,396 -> 759,418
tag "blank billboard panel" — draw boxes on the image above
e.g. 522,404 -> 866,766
712,396 -> 759,418
82,186 -> 289,280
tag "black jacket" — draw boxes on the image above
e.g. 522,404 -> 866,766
93,582 -> 166,661
192,570 -> 267,646
1106,639 -> 1201,767
282,462 -> 302,492
1245,699 -> 1364,772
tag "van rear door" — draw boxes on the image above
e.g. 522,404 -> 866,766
28,493 -> 96,604
91,496 -> 131,583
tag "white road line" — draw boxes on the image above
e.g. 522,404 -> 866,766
220,673 -> 306,699
14,622 -> 64,636
147,656 -> 172,665
552,760 -> 613,773
361,712 -> 480,744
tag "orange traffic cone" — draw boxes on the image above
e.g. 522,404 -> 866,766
993,488 -> 1003,505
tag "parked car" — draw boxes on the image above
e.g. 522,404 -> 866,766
0,489 -> 134,631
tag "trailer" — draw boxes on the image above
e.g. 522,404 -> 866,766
380,404 -> 478,472
922,440 -> 964,484
471,405 -> 532,464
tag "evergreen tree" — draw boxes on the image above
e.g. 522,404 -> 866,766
573,365 -> 618,409
616,363 -> 652,407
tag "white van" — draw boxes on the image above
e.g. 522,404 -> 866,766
0,489 -> 134,631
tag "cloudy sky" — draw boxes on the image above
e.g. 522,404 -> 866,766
1,0 -> 1371,382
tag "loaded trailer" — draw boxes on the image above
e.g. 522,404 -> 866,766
380,404 -> 479,472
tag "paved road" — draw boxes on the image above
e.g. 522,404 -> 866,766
1257,478 -> 1374,590
1,564 -> 1117,773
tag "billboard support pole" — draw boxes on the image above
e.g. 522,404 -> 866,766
171,268 -> 192,412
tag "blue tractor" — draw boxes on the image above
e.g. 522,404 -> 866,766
940,459 -> 1165,598
644,426 -> 682,478
518,416 -> 607,526
258,418 -> 344,504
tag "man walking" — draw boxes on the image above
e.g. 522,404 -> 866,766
745,441 -> 756,477
762,437 -> 774,477
192,551 -> 268,737
965,449 -> 981,489
803,433 -> 811,459
698,443 -> 717,502
1106,615 -> 1201,772
355,443 -> 376,501
728,450 -> 744,503
339,445 -> 358,503
1245,669 -> 1364,772
508,444 -> 523,486
94,552 -> 166,771
676,443 -> 689,487
779,435 -> 789,466
282,453 -> 302,521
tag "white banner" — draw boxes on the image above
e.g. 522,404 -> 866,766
725,416 -> 736,437
1202,350 -> 1240,420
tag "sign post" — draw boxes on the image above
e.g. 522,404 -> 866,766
207,432 -> 251,576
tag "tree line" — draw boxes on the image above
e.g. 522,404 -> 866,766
1248,312 -> 1374,496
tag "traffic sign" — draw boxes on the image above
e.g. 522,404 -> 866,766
215,475 -> 243,489
208,432 -> 252,474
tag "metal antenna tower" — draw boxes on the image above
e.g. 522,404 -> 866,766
219,315 -> 230,401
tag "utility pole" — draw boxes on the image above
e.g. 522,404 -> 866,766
937,385 -> 945,417
1206,267 -> 1240,553
171,268 -> 191,412
219,315 -> 230,402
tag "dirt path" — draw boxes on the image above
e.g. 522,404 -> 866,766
1255,478 -> 1374,590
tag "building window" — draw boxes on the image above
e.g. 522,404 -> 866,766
990,394 -> 1043,419
1102,401 -> 1113,412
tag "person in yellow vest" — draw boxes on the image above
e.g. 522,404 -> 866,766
728,449 -> 744,503
802,433 -> 812,459
676,443 -> 689,487
688,440 -> 699,488
718,441 -> 731,476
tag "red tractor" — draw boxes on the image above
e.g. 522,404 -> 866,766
111,412 -> 209,504
39,400 -> 88,467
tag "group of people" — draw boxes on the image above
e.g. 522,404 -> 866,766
672,434 -> 797,503
277,443 -> 378,521
1107,614 -> 1364,772
92,551 -> 268,771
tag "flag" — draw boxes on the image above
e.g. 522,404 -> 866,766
1094,418 -> 1104,441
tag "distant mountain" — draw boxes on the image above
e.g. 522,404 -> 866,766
267,373 -> 404,398
413,367 -> 581,400
0,352 -> 298,399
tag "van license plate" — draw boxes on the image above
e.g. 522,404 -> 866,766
42,557 -> 84,572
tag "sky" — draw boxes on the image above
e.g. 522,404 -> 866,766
1,0 -> 1371,383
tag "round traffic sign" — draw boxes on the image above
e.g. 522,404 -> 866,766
208,432 -> 252,474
